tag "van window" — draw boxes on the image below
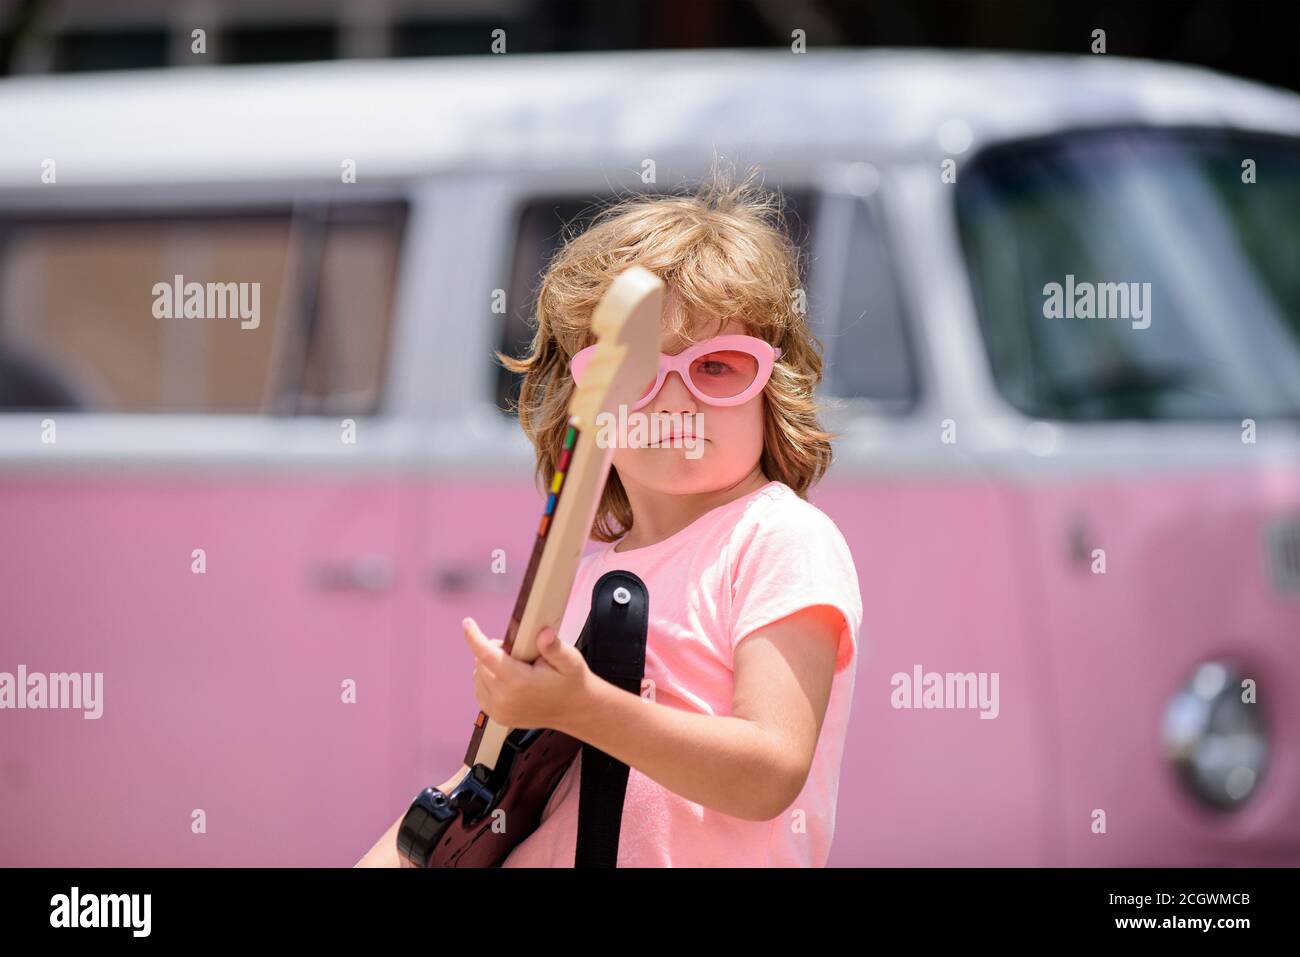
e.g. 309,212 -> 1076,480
294,204 -> 405,415
496,190 -> 816,415
824,198 -> 917,411
957,130 -> 1300,421
0,202 -> 405,415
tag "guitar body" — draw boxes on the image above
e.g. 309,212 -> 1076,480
399,569 -> 650,868
394,265 -> 664,868
402,726 -> 580,868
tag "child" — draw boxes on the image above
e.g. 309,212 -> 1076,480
463,166 -> 863,867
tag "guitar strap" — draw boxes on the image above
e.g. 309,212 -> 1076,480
572,569 -> 649,868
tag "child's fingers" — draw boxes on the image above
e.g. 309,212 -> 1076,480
463,616 -> 531,682
462,617 -> 506,669
530,627 -> 559,673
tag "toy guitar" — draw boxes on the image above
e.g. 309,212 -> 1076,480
395,265 -> 663,867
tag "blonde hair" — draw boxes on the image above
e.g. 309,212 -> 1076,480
496,162 -> 838,543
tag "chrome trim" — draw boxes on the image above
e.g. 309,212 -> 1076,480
1162,660 -> 1269,811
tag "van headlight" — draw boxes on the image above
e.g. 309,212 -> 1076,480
1161,661 -> 1268,811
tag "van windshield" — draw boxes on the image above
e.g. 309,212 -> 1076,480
956,130 -> 1300,421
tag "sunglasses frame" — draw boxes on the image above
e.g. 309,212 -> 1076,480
569,334 -> 782,411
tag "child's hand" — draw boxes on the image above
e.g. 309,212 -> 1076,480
462,616 -> 593,732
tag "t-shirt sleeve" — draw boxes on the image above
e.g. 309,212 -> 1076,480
727,504 -> 863,675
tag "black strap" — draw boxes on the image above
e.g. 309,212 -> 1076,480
572,569 -> 649,868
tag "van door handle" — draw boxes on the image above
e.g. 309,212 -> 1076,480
311,555 -> 393,593
427,563 -> 512,595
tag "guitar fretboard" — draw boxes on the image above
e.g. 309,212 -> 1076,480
502,416 -> 580,656
464,415 -> 581,764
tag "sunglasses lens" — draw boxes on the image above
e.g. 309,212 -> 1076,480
690,350 -> 759,399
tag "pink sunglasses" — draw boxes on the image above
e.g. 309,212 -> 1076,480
569,334 -> 782,411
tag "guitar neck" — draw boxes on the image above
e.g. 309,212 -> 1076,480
502,415 -> 593,659
455,264 -> 663,775
463,413 -> 613,768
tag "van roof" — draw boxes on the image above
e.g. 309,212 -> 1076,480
3,48 -> 1298,188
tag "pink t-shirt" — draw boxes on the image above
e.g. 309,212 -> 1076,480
501,479 -> 863,868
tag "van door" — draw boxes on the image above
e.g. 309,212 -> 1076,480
0,197 -> 413,865
810,179 -> 1049,865
954,130 -> 1300,863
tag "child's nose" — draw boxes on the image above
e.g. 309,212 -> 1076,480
650,370 -> 698,413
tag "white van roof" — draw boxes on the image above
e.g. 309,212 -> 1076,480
2,47 -> 1298,188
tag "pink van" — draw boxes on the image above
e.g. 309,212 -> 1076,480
1,50 -> 1298,865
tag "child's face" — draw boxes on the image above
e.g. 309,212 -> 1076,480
610,318 -> 767,495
